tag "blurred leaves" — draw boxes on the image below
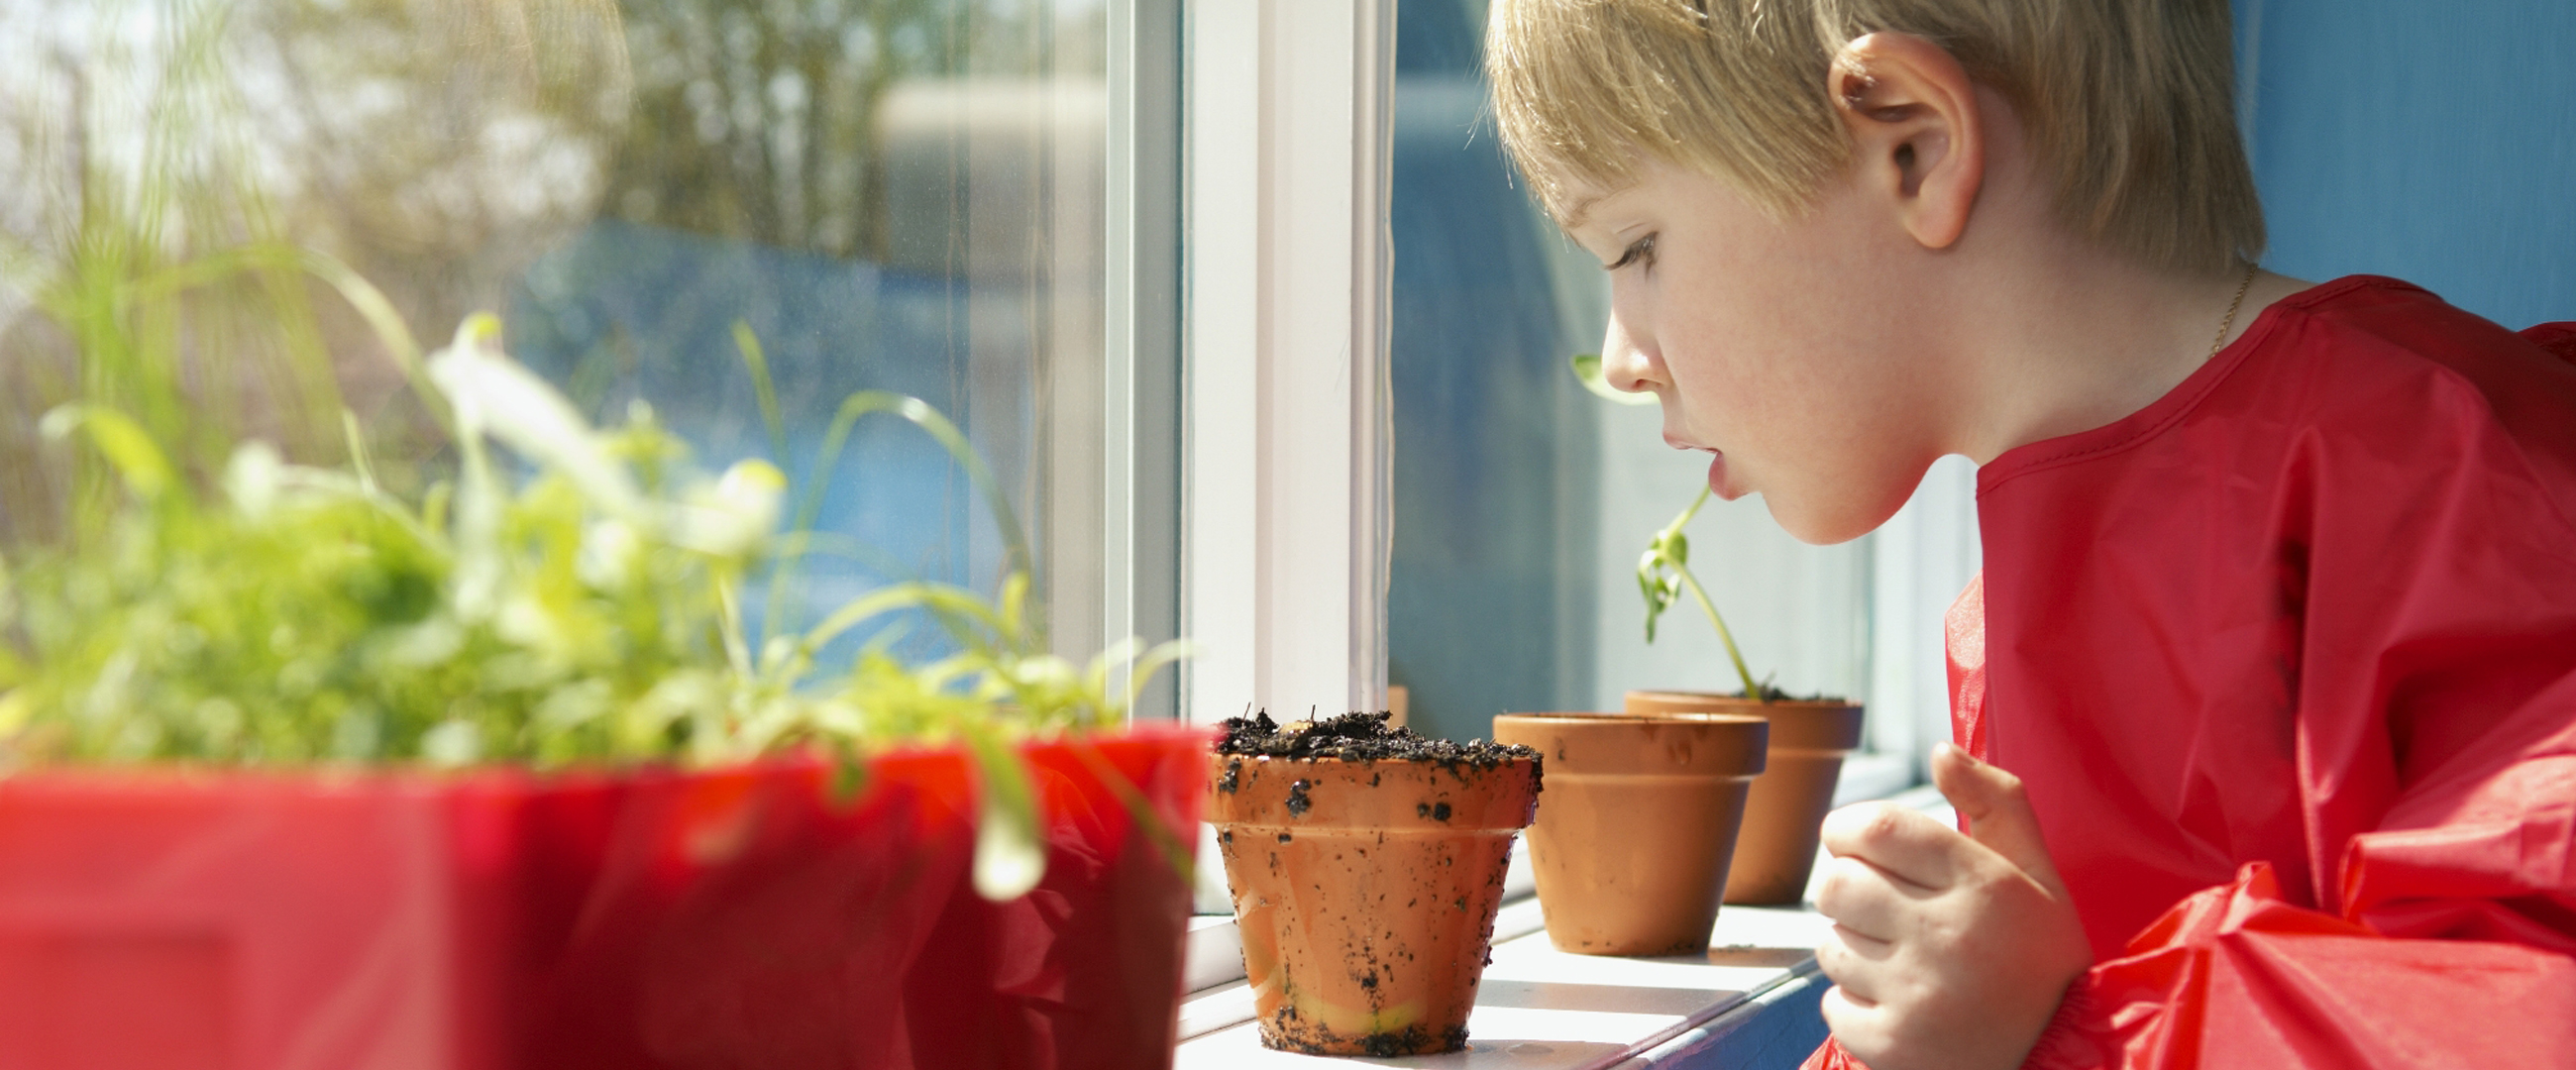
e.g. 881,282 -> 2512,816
607,0 -> 955,260
0,312 -> 1182,896
0,0 -> 1082,542
0,0 -> 1142,901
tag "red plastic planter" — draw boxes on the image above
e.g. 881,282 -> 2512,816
0,723 -> 1211,1070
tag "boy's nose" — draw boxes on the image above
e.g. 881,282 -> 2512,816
1600,316 -> 1664,395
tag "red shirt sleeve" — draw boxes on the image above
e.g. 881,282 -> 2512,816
2521,321 -> 2576,365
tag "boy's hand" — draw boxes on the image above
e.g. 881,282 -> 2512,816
1812,744 -> 2092,1070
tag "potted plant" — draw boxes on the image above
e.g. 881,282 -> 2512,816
1205,711 -> 1540,1056
1490,709 -> 1766,955
1574,354 -> 1867,907
0,293 -> 1205,1069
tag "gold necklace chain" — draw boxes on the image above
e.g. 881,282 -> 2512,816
2209,262 -> 2259,358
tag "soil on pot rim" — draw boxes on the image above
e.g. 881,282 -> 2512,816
1214,710 -> 1539,773
1209,710 -> 1543,1056
1690,684 -> 1810,703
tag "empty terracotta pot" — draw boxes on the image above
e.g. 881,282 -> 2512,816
1208,751 -> 1541,1056
1491,713 -> 1767,956
1624,693 -> 1866,905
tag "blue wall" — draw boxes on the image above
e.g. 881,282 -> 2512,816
2239,0 -> 2576,330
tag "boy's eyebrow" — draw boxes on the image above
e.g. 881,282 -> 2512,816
1559,194 -> 1600,229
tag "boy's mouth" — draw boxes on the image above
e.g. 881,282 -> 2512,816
1664,435 -> 1746,500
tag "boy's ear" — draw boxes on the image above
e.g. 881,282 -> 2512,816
1828,33 -> 1985,252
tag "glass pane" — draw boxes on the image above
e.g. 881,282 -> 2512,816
1387,0 -> 1598,738
1387,0 -> 1871,744
0,0 -> 1114,662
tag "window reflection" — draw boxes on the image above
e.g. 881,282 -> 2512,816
0,0 -> 1112,658
1388,0 -> 1871,741
1387,0 -> 1601,741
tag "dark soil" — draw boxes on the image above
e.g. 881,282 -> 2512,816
1215,710 -> 1538,770
1647,685 -> 1834,702
1259,1018 -> 1470,1058
1708,684 -> 1805,702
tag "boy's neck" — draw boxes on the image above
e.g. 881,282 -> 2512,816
1938,209 -> 2308,465
1848,78 -> 2314,468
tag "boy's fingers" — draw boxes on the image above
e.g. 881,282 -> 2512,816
1815,930 -> 1893,1002
1823,922 -> 1897,1012
1930,743 -> 2067,892
1819,983 -> 1877,1025
1812,855 -> 1912,941
1825,922 -> 1896,962
1818,985 -> 1892,1065
1817,920 -> 1897,1012
1813,943 -> 1895,1011
1819,801 -> 1970,890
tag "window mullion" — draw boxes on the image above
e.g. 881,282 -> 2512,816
1180,0 -> 1397,725
1106,0 -> 1186,720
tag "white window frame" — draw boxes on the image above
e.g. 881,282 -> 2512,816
1159,0 -> 1406,988
1102,0 -> 1186,719
1177,0 -> 1396,728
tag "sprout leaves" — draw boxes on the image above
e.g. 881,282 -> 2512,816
1570,353 -> 1658,405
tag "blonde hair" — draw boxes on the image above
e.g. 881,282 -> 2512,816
1486,0 -> 2264,274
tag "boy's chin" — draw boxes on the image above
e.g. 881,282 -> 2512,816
1765,493 -> 1894,547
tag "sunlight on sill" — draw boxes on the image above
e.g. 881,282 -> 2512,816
1171,766 -> 1951,1067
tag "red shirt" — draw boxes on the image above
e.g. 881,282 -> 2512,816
1818,276 -> 2576,1068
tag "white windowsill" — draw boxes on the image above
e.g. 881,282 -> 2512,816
1175,782 -> 1951,1068
1176,899 -> 1834,1069
1831,753 -> 1915,809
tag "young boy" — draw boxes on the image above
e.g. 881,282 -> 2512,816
1485,2 -> 2576,1068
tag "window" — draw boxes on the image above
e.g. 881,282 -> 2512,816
4,0 -> 1989,1039
0,0 -> 1173,682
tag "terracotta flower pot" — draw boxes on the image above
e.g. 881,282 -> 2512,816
1491,713 -> 1767,955
1208,750 -> 1540,1056
1624,692 -> 1866,905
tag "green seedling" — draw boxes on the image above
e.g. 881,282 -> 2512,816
1573,353 -> 1769,703
1570,352 -> 1659,405
1636,486 -> 1766,702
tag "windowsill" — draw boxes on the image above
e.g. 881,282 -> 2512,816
1177,897 -> 1835,1068
1829,752 -> 1915,809
1175,782 -> 1951,1068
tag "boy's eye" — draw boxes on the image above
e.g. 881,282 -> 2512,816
1607,234 -> 1658,271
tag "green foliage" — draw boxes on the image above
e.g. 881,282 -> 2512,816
0,0 -> 1175,902
0,312 -> 1185,900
